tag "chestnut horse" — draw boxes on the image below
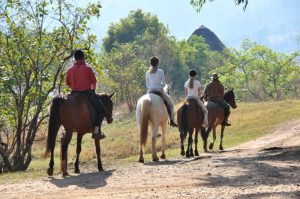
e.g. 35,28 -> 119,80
177,98 -> 206,157
136,85 -> 171,163
44,92 -> 114,176
203,89 -> 237,151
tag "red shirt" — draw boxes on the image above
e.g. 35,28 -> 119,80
66,60 -> 97,91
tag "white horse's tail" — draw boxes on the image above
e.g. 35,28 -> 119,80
140,99 -> 150,151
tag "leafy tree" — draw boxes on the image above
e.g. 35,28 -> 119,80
103,9 -> 168,53
99,43 -> 147,112
0,0 -> 100,171
190,0 -> 248,12
216,39 -> 300,100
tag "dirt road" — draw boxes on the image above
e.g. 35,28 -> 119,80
1,120 -> 300,199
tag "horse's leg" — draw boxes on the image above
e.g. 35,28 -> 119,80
219,125 -> 226,151
194,128 -> 199,156
61,131 -> 72,177
160,122 -> 167,159
151,125 -> 159,161
47,149 -> 55,176
180,136 -> 185,156
74,134 -> 83,174
186,129 -> 193,158
209,127 -> 217,150
95,138 -> 104,171
202,126 -> 212,152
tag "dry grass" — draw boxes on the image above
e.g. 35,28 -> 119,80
1,99 -> 300,183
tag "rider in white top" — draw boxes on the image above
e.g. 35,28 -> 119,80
184,69 -> 208,127
145,56 -> 177,127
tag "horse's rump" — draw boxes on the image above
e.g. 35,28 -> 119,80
177,98 -> 203,139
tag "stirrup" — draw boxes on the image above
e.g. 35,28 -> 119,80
170,120 -> 178,127
222,121 -> 231,126
92,132 -> 106,140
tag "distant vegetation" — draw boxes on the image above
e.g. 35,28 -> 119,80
0,2 -> 299,173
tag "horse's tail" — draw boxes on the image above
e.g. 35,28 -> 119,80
179,103 -> 189,140
139,99 -> 150,152
43,96 -> 63,158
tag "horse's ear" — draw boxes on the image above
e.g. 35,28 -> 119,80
109,92 -> 115,99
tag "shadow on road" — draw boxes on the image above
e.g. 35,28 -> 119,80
48,169 -> 115,189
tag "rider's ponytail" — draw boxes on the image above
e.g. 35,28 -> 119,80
188,76 -> 195,89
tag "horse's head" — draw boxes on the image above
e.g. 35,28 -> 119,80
163,83 -> 172,95
224,88 -> 237,109
99,92 -> 115,123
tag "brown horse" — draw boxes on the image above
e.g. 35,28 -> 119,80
203,89 -> 237,152
177,98 -> 206,157
44,92 -> 114,176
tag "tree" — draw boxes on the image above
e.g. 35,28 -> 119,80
0,0 -> 100,172
215,39 -> 300,100
190,0 -> 248,12
102,9 -> 168,52
99,43 -> 147,112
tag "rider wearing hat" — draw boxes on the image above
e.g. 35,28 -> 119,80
204,73 -> 231,126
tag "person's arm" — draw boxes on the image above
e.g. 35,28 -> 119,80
198,87 -> 202,97
145,73 -> 149,90
66,70 -> 71,88
161,70 -> 166,87
88,67 -> 97,90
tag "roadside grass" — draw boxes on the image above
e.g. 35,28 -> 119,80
0,99 -> 299,183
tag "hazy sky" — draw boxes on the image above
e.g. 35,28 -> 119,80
83,0 -> 300,52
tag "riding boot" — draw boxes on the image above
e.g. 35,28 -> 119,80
222,111 -> 231,126
92,126 -> 106,140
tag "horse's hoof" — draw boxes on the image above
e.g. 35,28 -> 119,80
47,168 -> 53,176
160,154 -> 166,159
185,153 -> 190,158
181,151 -> 185,156
209,143 -> 214,150
62,171 -> 69,177
74,168 -> 80,174
195,151 -> 199,156
152,157 -> 159,161
203,148 -> 208,153
98,167 -> 104,171
219,146 -> 224,151
139,158 -> 144,163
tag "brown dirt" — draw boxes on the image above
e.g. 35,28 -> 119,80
0,120 -> 300,199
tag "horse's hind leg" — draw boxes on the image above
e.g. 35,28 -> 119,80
47,150 -> 55,176
160,122 -> 167,159
194,128 -> 199,156
74,134 -> 83,174
151,125 -> 159,161
209,127 -> 217,150
95,138 -> 103,171
186,129 -> 193,158
202,127 -> 211,152
219,125 -> 226,151
61,131 -> 73,177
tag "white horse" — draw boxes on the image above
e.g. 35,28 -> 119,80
136,84 -> 171,163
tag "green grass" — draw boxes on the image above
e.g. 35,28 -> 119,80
0,99 -> 300,183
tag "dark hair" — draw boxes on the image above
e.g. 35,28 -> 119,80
149,56 -> 159,73
189,69 -> 197,77
74,49 -> 85,60
188,69 -> 197,89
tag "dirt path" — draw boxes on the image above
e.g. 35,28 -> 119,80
1,120 -> 300,199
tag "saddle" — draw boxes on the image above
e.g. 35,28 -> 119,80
149,91 -> 171,117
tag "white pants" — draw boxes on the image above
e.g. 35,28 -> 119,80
186,96 -> 208,125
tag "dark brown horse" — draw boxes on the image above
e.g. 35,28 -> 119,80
203,89 -> 237,152
44,92 -> 114,176
177,98 -> 206,157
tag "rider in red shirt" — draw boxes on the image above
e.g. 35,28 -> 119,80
66,49 -> 106,139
